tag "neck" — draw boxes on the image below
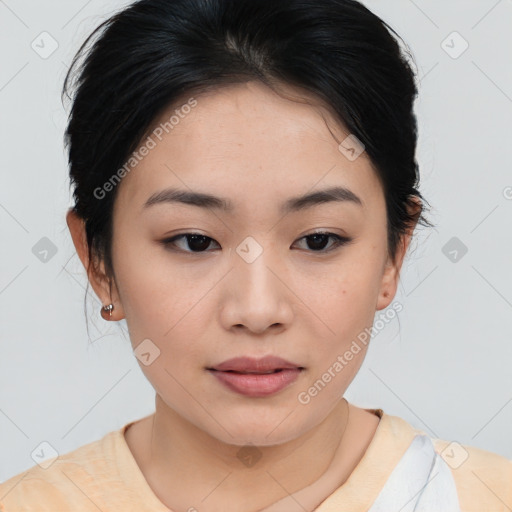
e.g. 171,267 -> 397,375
131,395 -> 351,512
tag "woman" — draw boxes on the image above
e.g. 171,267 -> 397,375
1,0 -> 510,510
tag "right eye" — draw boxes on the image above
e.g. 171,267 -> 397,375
160,233 -> 221,253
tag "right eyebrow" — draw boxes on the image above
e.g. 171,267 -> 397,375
143,188 -> 233,212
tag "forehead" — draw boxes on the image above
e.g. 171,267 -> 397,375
114,80 -> 384,220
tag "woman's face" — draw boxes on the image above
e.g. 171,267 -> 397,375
105,80 -> 405,446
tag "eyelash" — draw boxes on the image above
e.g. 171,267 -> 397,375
160,231 -> 353,254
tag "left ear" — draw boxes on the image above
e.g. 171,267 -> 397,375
376,197 -> 422,311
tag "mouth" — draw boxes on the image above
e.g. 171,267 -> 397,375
206,355 -> 304,374
206,356 -> 304,397
208,368 -> 302,374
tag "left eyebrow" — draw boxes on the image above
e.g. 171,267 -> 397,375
142,185 -> 363,213
280,186 -> 363,214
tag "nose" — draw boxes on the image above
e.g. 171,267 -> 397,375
219,244 -> 294,335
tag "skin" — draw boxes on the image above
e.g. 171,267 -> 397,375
67,80 -> 419,512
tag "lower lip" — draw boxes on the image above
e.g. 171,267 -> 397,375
208,368 -> 302,397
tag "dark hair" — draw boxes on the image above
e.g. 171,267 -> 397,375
62,0 -> 433,314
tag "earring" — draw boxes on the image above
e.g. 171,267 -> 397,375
102,303 -> 114,318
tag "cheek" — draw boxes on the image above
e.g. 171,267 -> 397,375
113,240 -> 205,329
295,257 -> 381,340
114,259 -> 217,379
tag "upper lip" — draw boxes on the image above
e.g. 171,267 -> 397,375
208,356 -> 303,373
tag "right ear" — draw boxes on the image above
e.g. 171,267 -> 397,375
66,208 -> 124,320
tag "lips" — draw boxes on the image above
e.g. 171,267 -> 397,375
207,356 -> 304,397
207,355 -> 303,374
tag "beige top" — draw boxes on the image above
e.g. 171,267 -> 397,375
1,409 -> 511,511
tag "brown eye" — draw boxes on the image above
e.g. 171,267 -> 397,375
294,232 -> 353,252
161,233 -> 220,253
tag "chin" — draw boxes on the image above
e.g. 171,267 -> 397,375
201,409 -> 316,448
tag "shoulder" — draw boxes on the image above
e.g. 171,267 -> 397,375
0,429 -> 121,511
378,411 -> 512,511
431,436 -> 512,512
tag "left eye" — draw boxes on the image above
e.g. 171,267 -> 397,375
294,232 -> 353,252
161,232 -> 352,253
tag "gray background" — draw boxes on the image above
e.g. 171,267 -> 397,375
1,0 -> 511,482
